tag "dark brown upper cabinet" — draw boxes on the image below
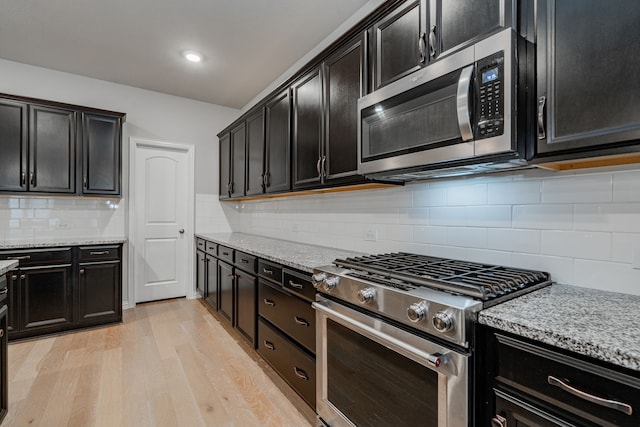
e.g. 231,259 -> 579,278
245,108 -> 265,196
370,0 -> 428,91
535,0 -> 640,160
219,132 -> 231,199
81,112 -> 122,195
230,122 -> 246,198
0,94 -> 124,196
264,89 -> 291,194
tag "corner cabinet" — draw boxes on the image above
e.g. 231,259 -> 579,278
77,246 -> 122,326
535,0 -> 640,160
264,90 -> 291,194
219,122 -> 247,199
0,93 -> 125,196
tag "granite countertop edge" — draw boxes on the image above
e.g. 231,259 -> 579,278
0,260 -> 19,275
0,238 -> 127,249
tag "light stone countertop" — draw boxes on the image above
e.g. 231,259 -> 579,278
0,238 -> 127,250
479,284 -> 640,372
195,232 -> 363,273
0,260 -> 19,276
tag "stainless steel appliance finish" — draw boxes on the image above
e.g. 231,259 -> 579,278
357,28 -> 527,181
312,252 -> 550,427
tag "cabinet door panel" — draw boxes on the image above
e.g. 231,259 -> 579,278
537,0 -> 640,155
82,113 -> 121,195
293,69 -> 323,189
264,90 -> 291,193
218,261 -> 233,324
205,255 -> 218,309
0,99 -> 27,192
21,265 -> 73,331
230,122 -> 246,198
6,274 -> 18,334
235,270 -> 256,347
78,261 -> 121,324
0,305 -> 6,422
219,133 -> 231,199
29,105 -> 76,193
246,109 -> 265,196
196,250 -> 206,297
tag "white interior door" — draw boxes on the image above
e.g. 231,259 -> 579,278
131,139 -> 193,303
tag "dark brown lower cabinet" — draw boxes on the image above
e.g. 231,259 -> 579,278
204,254 -> 218,309
218,261 -> 234,324
20,264 -> 73,333
196,249 -> 206,298
77,260 -> 121,326
0,304 -> 7,424
234,269 -> 257,347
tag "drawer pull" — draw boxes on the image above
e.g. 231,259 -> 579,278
294,316 -> 309,327
89,251 -> 109,256
0,329 -> 3,338
0,288 -> 7,295
547,375 -> 633,416
491,415 -> 507,427
10,275 -> 17,281
288,280 -> 304,290
7,255 -> 30,260
241,259 -> 249,264
262,268 -> 274,275
222,251 -> 230,256
293,367 -> 309,381
263,299 -> 275,306
264,340 -> 275,350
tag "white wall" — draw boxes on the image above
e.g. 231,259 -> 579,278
223,165 -> 640,296
0,58 -> 240,306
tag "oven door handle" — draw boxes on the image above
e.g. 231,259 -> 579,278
313,300 -> 458,376
456,65 -> 474,142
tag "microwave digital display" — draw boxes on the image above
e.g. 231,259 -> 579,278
482,67 -> 499,83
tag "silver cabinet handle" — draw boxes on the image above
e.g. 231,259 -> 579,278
428,25 -> 437,58
491,414 -> 507,427
264,340 -> 275,350
79,269 -> 85,275
418,32 -> 427,64
0,329 -> 4,338
89,251 -> 109,256
294,316 -> 309,327
263,299 -> 275,306
240,259 -> 249,264
547,375 -> 633,416
83,177 -> 88,189
538,96 -> 547,140
456,65 -> 474,142
227,273 -> 235,279
288,280 -> 304,290
29,172 -> 34,186
321,155 -> 326,178
10,275 -> 17,281
21,172 -> 26,186
7,255 -> 30,260
316,157 -> 322,177
293,367 -> 309,380
262,268 -> 274,275
20,274 -> 25,280
0,288 -> 8,295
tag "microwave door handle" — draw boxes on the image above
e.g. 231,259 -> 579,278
456,65 -> 474,142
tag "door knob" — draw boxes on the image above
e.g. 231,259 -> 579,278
179,228 -> 185,234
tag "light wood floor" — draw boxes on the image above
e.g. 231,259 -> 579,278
4,298 -> 315,427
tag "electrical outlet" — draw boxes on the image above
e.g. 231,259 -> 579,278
633,247 -> 640,270
365,229 -> 378,242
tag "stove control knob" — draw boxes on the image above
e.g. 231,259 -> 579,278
407,302 -> 428,323
432,312 -> 454,332
357,288 -> 375,304
323,276 -> 340,292
311,273 -> 326,288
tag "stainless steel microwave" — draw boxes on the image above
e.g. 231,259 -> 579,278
358,28 -> 529,181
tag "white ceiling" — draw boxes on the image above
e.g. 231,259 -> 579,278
0,0 -> 370,109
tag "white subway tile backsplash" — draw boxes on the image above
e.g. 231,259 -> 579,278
511,253 -> 574,284
611,233 -> 640,263
512,204 -> 573,230
574,260 -> 640,295
414,187 -> 446,207
447,227 -> 487,248
542,174 -> 612,204
387,224 -> 413,242
465,248 -> 513,265
488,180 -> 541,205
428,245 -> 467,259
541,230 -> 611,261
574,203 -> 640,233
414,226 -> 448,245
430,207 -> 466,226
613,170 -> 640,202
446,184 -> 487,206
465,206 -> 511,227
487,228 -> 541,254
399,208 -> 429,225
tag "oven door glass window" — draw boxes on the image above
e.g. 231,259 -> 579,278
326,319 -> 438,426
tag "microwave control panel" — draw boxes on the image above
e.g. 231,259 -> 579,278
476,52 -> 504,139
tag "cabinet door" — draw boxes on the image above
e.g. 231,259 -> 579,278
371,0 -> 428,90
218,261 -> 234,324
205,255 -> 218,309
20,265 -> 73,332
77,261 -> 121,325
230,122 -> 246,198
245,109 -> 265,196
196,250 -> 206,297
536,0 -> 640,157
234,270 -> 257,347
81,112 -> 122,195
292,68 -> 323,189
0,99 -> 28,192
432,0 -> 508,59
0,305 -> 6,422
29,105 -> 76,193
6,273 -> 18,335
324,35 -> 364,182
264,90 -> 291,193
219,133 -> 231,199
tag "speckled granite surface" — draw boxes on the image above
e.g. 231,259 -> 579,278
0,260 -> 18,275
0,238 -> 127,249
196,232 -> 363,273
480,284 -> 640,372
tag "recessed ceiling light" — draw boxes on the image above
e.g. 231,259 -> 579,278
183,50 -> 202,63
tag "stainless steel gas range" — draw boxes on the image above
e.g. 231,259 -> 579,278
311,252 -> 551,427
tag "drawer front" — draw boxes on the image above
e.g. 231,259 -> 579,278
0,248 -> 72,266
78,245 -> 121,261
258,259 -> 282,284
234,251 -> 257,273
218,246 -> 234,264
495,334 -> 640,427
258,281 -> 315,354
258,318 -> 316,409
205,241 -> 217,256
283,269 -> 314,302
196,238 -> 205,251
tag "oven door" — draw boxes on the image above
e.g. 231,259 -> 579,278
313,297 -> 470,427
